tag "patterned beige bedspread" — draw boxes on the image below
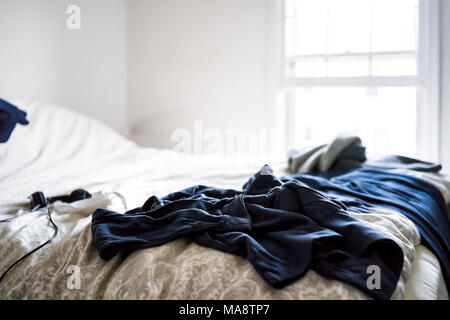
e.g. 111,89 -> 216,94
0,191 -> 419,300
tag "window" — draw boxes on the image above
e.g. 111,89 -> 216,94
275,0 -> 440,161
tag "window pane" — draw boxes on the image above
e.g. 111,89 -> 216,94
285,0 -> 297,17
293,57 -> 327,77
327,1 -> 371,54
294,7 -> 328,55
372,0 -> 419,52
285,17 -> 296,58
285,0 -> 419,77
372,54 -> 417,76
327,55 -> 370,77
293,87 -> 417,157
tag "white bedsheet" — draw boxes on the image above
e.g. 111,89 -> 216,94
0,101 -> 448,300
405,245 -> 449,300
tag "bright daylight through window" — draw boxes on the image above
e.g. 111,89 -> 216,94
283,0 -> 421,157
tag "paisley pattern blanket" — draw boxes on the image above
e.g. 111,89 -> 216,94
0,190 -> 420,300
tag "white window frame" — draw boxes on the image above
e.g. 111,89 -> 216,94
269,0 -> 440,162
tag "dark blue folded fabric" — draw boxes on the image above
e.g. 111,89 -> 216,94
367,155 -> 442,172
0,98 -> 29,143
92,165 -> 404,300
287,168 -> 450,294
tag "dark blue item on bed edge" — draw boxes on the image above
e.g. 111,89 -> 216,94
0,98 -> 29,143
289,168 -> 450,296
92,166 -> 408,300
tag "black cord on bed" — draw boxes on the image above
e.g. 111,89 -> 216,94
0,206 -> 58,284
0,205 -> 39,223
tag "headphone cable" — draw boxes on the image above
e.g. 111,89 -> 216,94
0,206 -> 58,284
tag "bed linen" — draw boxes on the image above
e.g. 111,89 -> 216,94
0,101 -> 449,300
405,245 -> 449,300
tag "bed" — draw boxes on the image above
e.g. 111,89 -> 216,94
0,100 -> 448,300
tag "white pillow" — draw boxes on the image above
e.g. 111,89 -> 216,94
0,100 -> 134,181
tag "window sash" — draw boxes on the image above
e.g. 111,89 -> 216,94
282,76 -> 417,88
270,0 -> 440,162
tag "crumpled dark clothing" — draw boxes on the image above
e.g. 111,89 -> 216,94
0,98 -> 29,143
92,165 -> 404,300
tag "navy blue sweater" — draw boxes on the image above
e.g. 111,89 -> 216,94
92,166 -> 405,300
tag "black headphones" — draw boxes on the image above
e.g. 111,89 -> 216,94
0,189 -> 92,284
29,189 -> 92,211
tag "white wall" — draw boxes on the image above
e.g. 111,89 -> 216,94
128,0 -> 271,149
0,0 -> 128,134
440,0 -> 450,171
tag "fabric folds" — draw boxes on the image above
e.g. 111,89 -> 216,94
0,98 -> 29,143
92,165 -> 404,300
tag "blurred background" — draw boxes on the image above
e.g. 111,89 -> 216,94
0,0 -> 448,167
